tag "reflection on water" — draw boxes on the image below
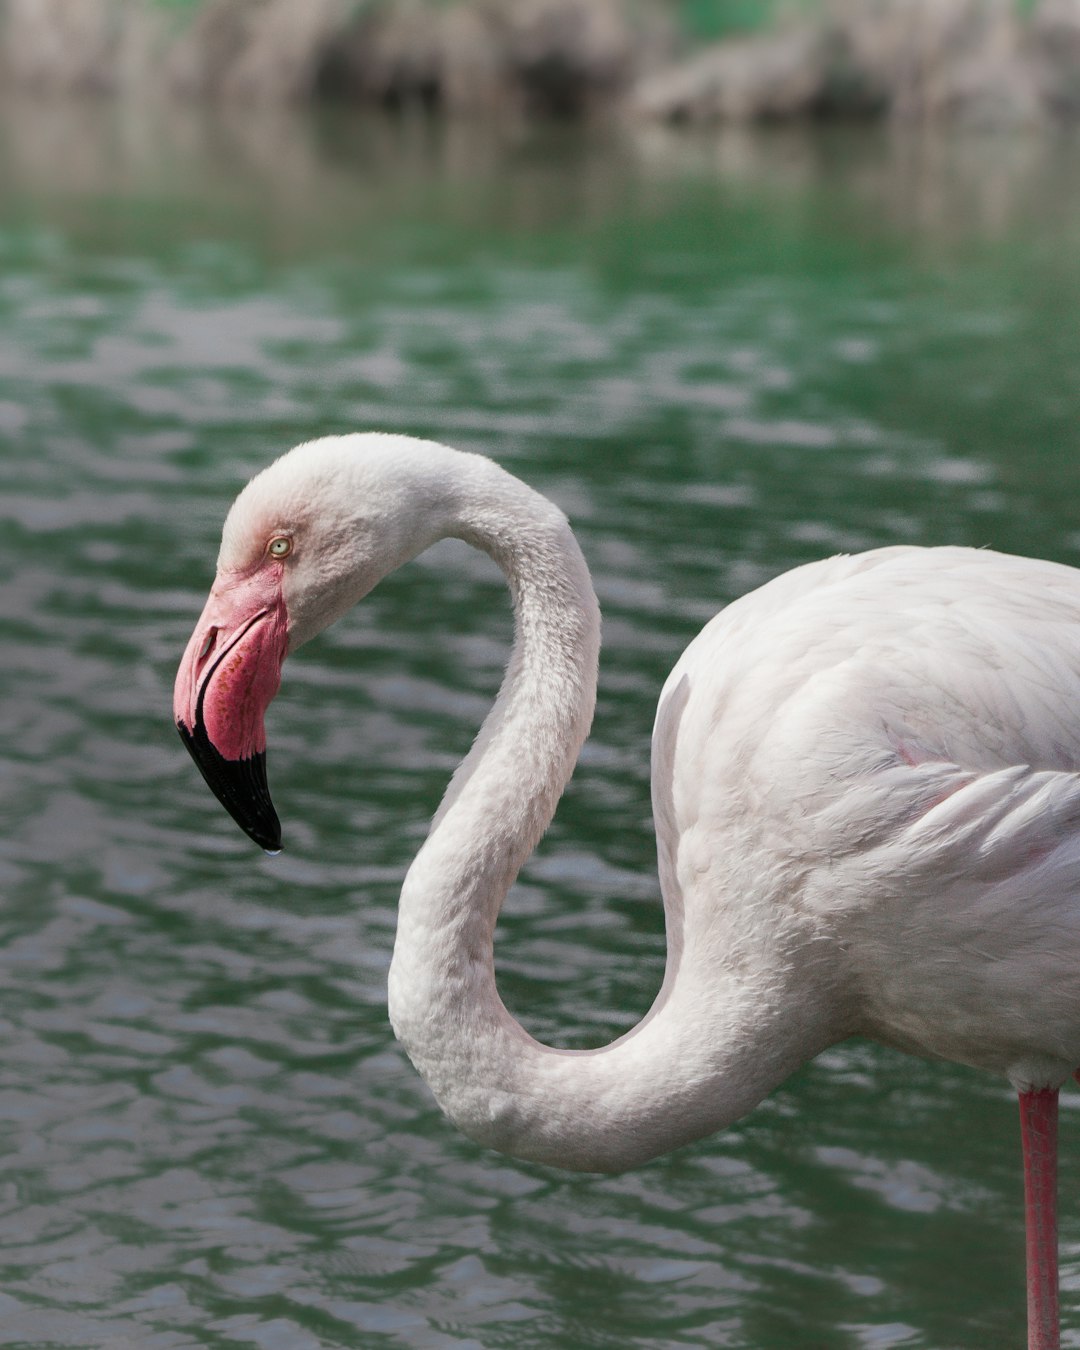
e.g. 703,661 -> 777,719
8,91 -> 1080,249
2,92 -> 1080,1348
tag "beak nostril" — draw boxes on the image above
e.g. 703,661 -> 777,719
197,628 -> 218,663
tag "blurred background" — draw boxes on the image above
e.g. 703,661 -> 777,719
3,1 -> 1080,1347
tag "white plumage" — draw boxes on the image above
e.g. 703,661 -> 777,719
663,547 -> 1080,1080
175,435 -> 1080,1348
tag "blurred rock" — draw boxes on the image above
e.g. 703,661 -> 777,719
223,0 -> 353,100
440,6 -> 505,113
164,0 -> 266,97
162,0 -> 354,100
154,0 -> 669,115
477,0 -> 641,116
2,0 -> 1080,128
634,24 -> 827,123
636,0 -> 1044,127
1,0 -> 164,94
1033,0 -> 1080,117
315,0 -> 673,117
826,0 -> 1041,128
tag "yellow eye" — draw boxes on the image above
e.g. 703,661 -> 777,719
267,536 -> 293,559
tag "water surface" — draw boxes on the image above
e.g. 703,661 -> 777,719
3,96 -> 1080,1348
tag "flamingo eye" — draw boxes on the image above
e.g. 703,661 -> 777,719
267,536 -> 293,559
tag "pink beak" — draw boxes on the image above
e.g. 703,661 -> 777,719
173,566 -> 289,852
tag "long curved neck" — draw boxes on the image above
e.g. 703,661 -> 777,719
387,457 -> 831,1172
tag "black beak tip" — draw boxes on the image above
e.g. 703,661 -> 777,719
177,718 -> 283,853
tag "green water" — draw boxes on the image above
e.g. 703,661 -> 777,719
4,95 -> 1080,1348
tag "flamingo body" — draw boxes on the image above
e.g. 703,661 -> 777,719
173,433 -> 1080,1346
660,545 -> 1080,1091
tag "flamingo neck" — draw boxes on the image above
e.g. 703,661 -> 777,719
386,457 -> 830,1172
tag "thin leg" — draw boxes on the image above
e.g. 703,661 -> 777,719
1020,1088 -> 1059,1350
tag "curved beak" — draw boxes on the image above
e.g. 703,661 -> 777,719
174,570 -> 289,852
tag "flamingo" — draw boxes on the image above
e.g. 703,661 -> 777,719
174,432 -> 1080,1350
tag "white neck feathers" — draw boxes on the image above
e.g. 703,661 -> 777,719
384,453 -> 826,1172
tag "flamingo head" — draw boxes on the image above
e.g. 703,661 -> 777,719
173,433 -> 458,852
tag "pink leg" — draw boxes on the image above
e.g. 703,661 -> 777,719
1020,1088 -> 1060,1350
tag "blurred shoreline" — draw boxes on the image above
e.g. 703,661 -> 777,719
4,85 -> 1078,263
4,0 -> 1080,129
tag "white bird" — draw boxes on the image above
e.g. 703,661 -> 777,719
175,432 -> 1080,1350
